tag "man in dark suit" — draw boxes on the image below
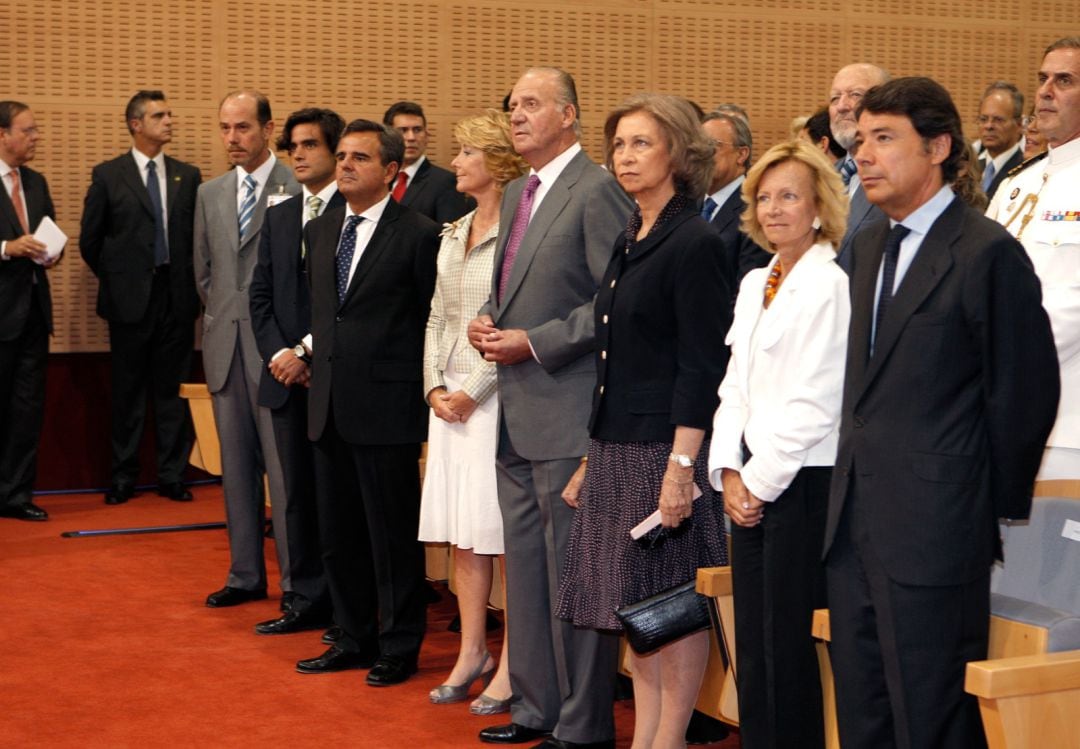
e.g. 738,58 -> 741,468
830,63 -> 891,271
294,120 -> 438,687
383,101 -> 469,224
194,91 -> 300,608
468,67 -> 633,749
823,77 -> 1060,749
80,90 -> 202,505
248,107 -> 345,636
700,110 -> 770,299
0,101 -> 55,522
974,81 -> 1025,201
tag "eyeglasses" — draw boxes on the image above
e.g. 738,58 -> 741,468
976,115 -> 1018,127
1022,115 -> 1037,128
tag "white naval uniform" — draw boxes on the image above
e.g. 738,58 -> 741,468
987,137 -> 1080,479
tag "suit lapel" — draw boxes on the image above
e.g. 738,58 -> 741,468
847,220 -> 887,398
164,156 -> 181,214
0,176 -> 22,235
711,191 -> 741,235
120,154 -> 155,218
858,199 -> 959,398
401,159 -> 430,207
498,151 -> 589,310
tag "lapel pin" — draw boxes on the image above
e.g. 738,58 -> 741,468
1010,187 -> 1020,200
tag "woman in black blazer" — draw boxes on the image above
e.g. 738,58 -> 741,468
556,94 -> 732,747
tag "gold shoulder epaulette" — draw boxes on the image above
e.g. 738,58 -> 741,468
1007,150 -> 1048,179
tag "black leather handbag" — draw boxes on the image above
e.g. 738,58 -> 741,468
615,579 -> 712,655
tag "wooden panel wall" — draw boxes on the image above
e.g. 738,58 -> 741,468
1,1 -> 1071,352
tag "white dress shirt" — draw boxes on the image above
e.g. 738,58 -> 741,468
709,241 -> 850,502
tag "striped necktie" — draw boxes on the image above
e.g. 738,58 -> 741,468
238,174 -> 257,240
839,156 -> 858,189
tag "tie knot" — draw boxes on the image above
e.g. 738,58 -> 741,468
244,174 -> 257,192
524,174 -> 541,195
885,224 -> 911,257
307,194 -> 323,212
9,168 -> 20,185
702,196 -> 718,220
839,157 -> 858,186
345,214 -> 363,231
146,160 -> 157,173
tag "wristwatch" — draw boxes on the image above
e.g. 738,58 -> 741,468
292,343 -> 310,363
669,453 -> 694,468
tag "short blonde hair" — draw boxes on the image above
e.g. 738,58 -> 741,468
603,94 -> 715,199
740,139 -> 848,252
453,110 -> 528,189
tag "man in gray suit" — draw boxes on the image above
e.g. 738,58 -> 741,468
194,91 -> 300,608
831,63 -> 890,271
468,67 -> 633,749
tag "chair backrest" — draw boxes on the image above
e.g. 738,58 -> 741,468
992,494 -> 1080,616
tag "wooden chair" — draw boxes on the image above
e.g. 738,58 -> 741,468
811,479 -> 1080,749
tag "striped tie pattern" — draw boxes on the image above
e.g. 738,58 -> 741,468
238,174 -> 257,240
335,215 -> 364,304
839,156 -> 858,189
498,174 -> 541,303
301,195 -> 323,261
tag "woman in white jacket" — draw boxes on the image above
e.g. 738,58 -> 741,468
708,139 -> 850,749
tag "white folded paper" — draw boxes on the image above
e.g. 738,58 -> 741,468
32,216 -> 67,264
629,483 -> 704,539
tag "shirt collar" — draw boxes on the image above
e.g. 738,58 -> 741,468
345,193 -> 391,223
130,147 -> 165,174
1047,136 -> 1080,167
237,151 -> 277,191
706,174 -> 744,209
303,181 -> 338,206
890,184 -> 955,235
402,154 -> 426,180
0,157 -> 16,179
532,142 -> 582,188
981,141 -> 1021,171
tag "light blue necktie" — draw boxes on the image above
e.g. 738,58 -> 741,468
238,174 -> 257,240
839,157 -> 858,188
701,196 -> 718,221
981,160 -> 997,192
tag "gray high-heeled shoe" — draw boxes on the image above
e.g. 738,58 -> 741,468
429,652 -> 495,704
469,691 -> 516,715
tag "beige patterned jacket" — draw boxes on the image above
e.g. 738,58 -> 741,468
423,210 -> 499,403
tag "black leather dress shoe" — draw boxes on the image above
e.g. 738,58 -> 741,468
365,653 -> 418,686
104,484 -> 134,505
321,625 -> 342,645
157,482 -> 193,501
530,739 -> 615,749
479,724 -> 551,744
0,502 -> 48,521
255,608 -> 331,635
205,586 -> 267,608
296,644 -> 378,674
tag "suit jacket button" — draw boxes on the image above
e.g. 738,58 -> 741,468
335,315 -> 343,322
599,385 -> 605,395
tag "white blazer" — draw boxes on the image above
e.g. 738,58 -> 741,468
708,241 -> 850,502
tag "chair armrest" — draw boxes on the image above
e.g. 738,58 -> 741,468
965,649 -> 1080,699
696,566 -> 732,598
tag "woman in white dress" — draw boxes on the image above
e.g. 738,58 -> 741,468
419,110 -> 526,713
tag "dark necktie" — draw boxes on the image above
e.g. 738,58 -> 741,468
873,224 -> 911,352
335,215 -> 364,304
701,196 -> 718,221
839,156 -> 858,189
146,160 -> 168,266
498,174 -> 541,303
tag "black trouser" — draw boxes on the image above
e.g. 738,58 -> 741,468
107,269 -> 193,486
730,466 -> 830,749
0,289 -> 48,510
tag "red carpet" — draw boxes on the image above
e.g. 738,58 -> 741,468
1,487 -> 739,747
